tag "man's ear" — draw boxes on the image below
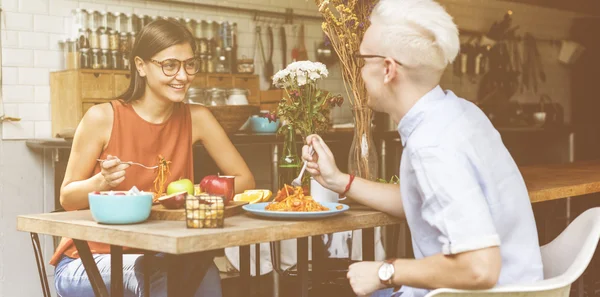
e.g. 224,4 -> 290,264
383,58 -> 398,84
134,56 -> 146,77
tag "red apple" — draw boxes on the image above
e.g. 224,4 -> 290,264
200,175 -> 235,205
158,191 -> 187,209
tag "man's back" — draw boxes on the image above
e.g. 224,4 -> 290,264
397,86 -> 544,297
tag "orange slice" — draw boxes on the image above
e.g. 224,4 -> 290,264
233,191 -> 264,204
244,189 -> 272,202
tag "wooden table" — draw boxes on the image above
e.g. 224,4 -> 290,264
18,208 -> 400,297
17,160 -> 600,297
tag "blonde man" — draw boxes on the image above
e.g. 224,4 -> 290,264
301,0 -> 544,296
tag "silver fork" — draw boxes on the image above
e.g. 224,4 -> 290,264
291,145 -> 314,187
96,159 -> 158,170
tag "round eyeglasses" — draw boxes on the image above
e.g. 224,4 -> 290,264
149,57 -> 201,76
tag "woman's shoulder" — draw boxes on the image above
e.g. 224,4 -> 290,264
80,102 -> 114,131
188,103 -> 218,124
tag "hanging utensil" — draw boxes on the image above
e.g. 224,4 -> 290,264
265,25 -> 275,88
296,23 -> 308,61
280,25 -> 287,67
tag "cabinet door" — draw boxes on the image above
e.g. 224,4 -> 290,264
80,72 -> 114,98
207,74 -> 233,89
233,76 -> 260,105
114,73 -> 131,98
82,102 -> 96,115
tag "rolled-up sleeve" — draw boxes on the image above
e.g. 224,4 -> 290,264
411,147 -> 501,255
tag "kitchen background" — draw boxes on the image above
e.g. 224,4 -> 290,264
0,0 -> 593,296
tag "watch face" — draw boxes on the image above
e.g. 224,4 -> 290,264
378,263 -> 394,281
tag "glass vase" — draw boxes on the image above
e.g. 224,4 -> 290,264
278,125 -> 301,189
347,107 -> 379,182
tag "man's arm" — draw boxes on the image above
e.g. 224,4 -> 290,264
347,247 -> 502,296
302,134 -> 404,218
330,173 -> 404,218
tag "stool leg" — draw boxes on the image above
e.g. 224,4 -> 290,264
30,233 -> 51,297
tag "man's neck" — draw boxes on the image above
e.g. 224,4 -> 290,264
389,84 -> 438,124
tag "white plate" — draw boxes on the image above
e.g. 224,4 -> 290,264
242,202 -> 349,219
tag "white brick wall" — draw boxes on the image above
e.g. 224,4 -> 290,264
0,0 -> 582,140
0,0 -> 340,139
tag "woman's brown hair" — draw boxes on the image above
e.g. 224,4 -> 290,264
118,19 -> 197,103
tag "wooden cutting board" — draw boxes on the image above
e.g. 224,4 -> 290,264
149,201 -> 248,221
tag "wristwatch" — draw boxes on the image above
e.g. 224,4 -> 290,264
378,259 -> 395,286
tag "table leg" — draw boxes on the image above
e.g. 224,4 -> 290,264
311,235 -> 326,296
297,237 -> 309,297
110,245 -> 124,297
240,245 -> 251,297
144,252 -> 152,297
362,228 -> 375,261
182,252 -> 214,297
72,239 -> 110,297
255,243 -> 261,297
167,254 -> 184,297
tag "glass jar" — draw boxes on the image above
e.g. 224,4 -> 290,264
226,88 -> 249,105
110,50 -> 120,70
199,55 -> 207,73
73,9 -> 88,31
100,49 -> 110,69
91,49 -> 101,69
99,28 -> 109,50
220,21 -> 231,50
65,38 -> 79,69
122,53 -> 130,70
89,28 -> 100,49
114,12 -> 123,33
109,30 -> 119,51
231,22 -> 237,49
128,32 -> 136,52
78,28 -> 89,49
198,38 -> 209,55
206,55 -> 214,73
80,48 -> 91,69
206,88 -> 227,106
194,20 -> 203,38
119,32 -> 130,53
186,86 -> 206,104
99,11 -> 108,29
125,13 -> 134,33
89,10 -> 99,30
107,12 -> 117,30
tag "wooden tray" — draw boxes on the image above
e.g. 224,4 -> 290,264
149,201 -> 248,221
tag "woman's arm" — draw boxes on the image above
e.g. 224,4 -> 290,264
191,105 -> 256,193
60,104 -> 116,210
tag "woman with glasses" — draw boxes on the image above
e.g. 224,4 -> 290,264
50,19 -> 255,297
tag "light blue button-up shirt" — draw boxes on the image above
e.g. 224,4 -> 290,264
396,86 -> 544,297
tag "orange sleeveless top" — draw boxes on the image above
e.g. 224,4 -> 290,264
49,100 -> 194,265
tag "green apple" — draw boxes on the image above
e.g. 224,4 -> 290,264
167,178 -> 194,195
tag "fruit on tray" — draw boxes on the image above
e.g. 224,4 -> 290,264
199,175 -> 235,205
167,178 -> 194,195
158,191 -> 188,209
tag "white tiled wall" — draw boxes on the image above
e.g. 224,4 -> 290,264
1,0 -> 343,140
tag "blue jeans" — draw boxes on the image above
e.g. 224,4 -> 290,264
54,253 -> 222,297
369,288 -> 402,297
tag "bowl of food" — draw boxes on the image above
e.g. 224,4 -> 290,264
249,115 -> 280,133
88,190 -> 153,224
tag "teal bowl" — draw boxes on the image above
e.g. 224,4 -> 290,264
88,191 -> 153,224
250,116 -> 280,133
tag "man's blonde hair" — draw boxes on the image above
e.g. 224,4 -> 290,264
370,0 -> 460,71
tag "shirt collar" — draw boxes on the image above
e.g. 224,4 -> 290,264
397,85 -> 446,147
